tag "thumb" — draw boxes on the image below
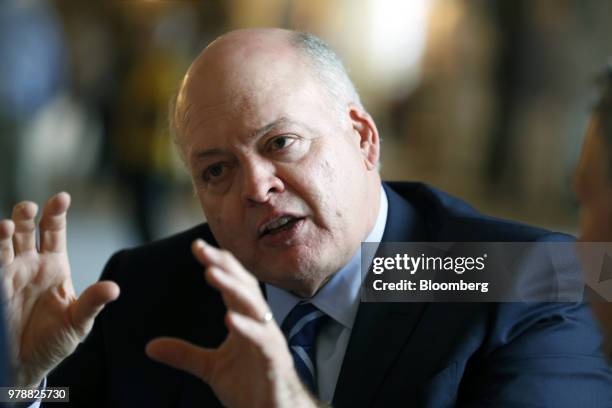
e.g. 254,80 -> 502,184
69,280 -> 120,336
146,337 -> 214,382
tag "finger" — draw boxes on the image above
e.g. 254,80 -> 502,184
146,337 -> 214,382
226,311 -> 271,349
69,280 -> 120,337
40,192 -> 71,253
0,220 -> 15,266
206,266 -> 269,319
12,201 -> 38,254
226,312 -> 290,372
192,240 -> 258,288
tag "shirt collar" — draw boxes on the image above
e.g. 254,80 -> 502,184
266,186 -> 388,329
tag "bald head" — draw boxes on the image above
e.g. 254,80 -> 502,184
170,28 -> 361,153
194,28 -> 296,68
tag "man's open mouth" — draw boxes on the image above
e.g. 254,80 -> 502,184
259,216 -> 305,236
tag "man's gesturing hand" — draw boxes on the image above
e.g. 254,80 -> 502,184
146,240 -> 317,408
0,193 -> 120,387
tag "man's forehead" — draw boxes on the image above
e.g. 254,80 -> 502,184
180,64 -> 321,143
180,57 -> 306,127
183,81 -> 295,134
187,55 -> 304,100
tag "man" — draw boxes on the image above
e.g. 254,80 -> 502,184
1,28 -> 611,407
574,67 -> 612,358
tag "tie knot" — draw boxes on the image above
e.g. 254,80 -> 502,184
281,302 -> 328,347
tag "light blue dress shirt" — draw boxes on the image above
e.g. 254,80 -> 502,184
266,187 -> 388,403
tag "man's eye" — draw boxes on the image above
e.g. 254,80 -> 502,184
269,136 -> 295,151
204,164 -> 225,180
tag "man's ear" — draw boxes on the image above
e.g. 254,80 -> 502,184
348,105 -> 380,170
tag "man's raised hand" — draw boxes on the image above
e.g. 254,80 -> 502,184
146,240 -> 316,408
0,193 -> 120,387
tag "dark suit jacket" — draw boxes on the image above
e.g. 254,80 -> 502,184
47,182 -> 612,407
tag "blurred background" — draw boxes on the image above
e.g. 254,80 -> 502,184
1,0 -> 612,293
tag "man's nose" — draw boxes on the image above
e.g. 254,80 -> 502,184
241,160 -> 284,203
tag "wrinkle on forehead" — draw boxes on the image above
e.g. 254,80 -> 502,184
182,69 -> 305,135
183,99 -> 234,143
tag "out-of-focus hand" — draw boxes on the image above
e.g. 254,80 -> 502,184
0,193 -> 120,387
146,240 -> 317,408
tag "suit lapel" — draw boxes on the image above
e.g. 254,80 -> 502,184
332,183 -> 432,407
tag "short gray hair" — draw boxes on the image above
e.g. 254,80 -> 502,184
290,31 -> 363,115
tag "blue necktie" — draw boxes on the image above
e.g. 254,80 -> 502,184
281,302 -> 328,395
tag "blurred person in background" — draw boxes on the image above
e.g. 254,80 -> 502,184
110,45 -> 184,242
0,0 -> 65,394
0,0 -> 65,215
2,28 -> 612,407
574,64 -> 612,359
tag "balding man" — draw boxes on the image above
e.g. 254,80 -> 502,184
2,29 -> 612,407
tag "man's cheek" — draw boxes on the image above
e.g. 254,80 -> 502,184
204,212 -> 234,245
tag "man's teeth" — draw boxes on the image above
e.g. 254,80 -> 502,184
266,216 -> 294,232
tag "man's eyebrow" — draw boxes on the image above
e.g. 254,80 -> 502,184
193,148 -> 227,161
252,117 -> 294,139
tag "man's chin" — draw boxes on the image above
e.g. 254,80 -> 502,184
256,261 -> 332,297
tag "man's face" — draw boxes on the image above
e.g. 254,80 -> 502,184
575,117 -> 612,242
177,50 -> 379,296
